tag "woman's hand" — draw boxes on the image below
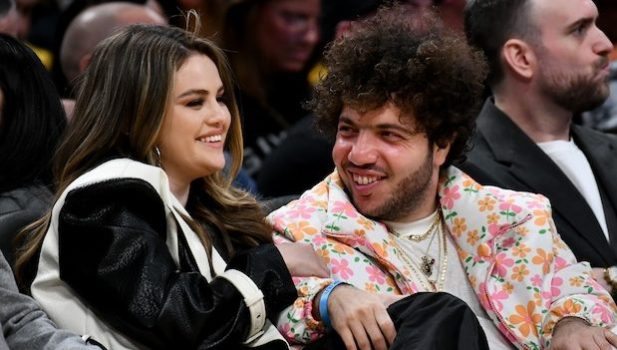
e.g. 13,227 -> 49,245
276,243 -> 330,278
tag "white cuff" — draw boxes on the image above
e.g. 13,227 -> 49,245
219,269 -> 266,343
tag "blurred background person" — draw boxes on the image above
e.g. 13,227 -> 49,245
60,2 -> 167,88
218,0 -> 320,178
58,1 -> 167,118
49,0 -> 171,98
0,0 -> 18,36
0,33 -> 66,267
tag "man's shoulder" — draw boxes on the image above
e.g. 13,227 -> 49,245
267,173 -> 338,219
573,124 -> 617,144
443,167 -> 550,211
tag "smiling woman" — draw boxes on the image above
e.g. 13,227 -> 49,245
157,54 -> 232,205
13,23 -> 328,350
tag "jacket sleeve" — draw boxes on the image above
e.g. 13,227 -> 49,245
269,212 -> 332,345
57,179 -> 296,349
540,215 -> 617,348
0,251 -> 101,350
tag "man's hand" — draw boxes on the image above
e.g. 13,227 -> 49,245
550,317 -> 617,349
326,285 -> 397,350
592,268 -> 613,293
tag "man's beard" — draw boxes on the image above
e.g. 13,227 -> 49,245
354,150 -> 435,222
539,57 -> 610,114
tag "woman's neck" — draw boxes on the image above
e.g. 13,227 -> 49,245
167,176 -> 190,207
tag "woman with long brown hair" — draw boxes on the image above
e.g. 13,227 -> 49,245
15,23 -> 326,350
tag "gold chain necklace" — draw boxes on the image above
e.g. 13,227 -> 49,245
391,213 -> 441,242
394,217 -> 448,292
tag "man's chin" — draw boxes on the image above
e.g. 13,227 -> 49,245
350,196 -> 380,219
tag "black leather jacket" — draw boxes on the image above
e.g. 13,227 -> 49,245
54,179 -> 296,349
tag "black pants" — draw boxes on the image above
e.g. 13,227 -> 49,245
305,292 -> 489,350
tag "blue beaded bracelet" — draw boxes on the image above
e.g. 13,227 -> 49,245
318,280 -> 347,330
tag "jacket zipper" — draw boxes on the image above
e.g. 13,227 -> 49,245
481,267 -> 532,350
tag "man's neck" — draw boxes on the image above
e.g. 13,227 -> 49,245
493,90 -> 572,143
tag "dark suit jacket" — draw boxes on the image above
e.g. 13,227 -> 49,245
460,98 -> 617,268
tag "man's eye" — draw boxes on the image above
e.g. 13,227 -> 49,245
338,125 -> 354,134
382,131 -> 402,140
573,22 -> 590,36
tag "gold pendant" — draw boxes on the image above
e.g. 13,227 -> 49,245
421,255 -> 435,276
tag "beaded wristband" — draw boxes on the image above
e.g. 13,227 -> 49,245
318,280 -> 347,330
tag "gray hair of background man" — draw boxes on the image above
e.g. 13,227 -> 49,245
464,0 -> 538,87
60,2 -> 167,86
0,0 -> 17,36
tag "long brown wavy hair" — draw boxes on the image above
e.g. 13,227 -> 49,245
15,23 -> 272,286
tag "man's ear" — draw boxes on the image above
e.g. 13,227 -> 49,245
501,38 -> 536,81
433,140 -> 451,168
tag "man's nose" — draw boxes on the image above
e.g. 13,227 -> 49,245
347,133 -> 378,166
592,25 -> 614,56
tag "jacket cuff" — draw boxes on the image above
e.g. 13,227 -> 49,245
226,244 -> 297,318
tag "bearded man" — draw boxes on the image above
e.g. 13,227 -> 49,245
460,0 -> 617,301
267,5 -> 617,350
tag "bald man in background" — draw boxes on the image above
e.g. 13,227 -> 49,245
60,2 -> 166,119
61,2 -> 166,85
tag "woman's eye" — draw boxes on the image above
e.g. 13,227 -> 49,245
187,99 -> 204,108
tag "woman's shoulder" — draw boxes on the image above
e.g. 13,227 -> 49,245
68,158 -> 168,195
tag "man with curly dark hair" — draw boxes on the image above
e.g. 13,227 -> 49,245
267,4 -> 617,350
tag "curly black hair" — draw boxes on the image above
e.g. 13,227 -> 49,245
308,5 -> 488,167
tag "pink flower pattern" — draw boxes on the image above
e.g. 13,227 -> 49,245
332,201 -> 358,218
330,258 -> 353,279
287,204 -> 317,219
268,168 -> 617,348
366,265 -> 386,284
494,252 -> 515,278
530,274 -> 543,287
440,185 -> 461,209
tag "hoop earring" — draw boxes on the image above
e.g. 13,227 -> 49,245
154,146 -> 162,167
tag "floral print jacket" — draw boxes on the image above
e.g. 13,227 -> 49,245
267,167 -> 617,350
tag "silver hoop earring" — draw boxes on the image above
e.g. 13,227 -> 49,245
154,146 -> 162,167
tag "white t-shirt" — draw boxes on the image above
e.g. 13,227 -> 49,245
537,139 -> 609,241
386,213 -> 514,350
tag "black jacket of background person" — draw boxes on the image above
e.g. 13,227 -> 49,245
460,98 -> 617,268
